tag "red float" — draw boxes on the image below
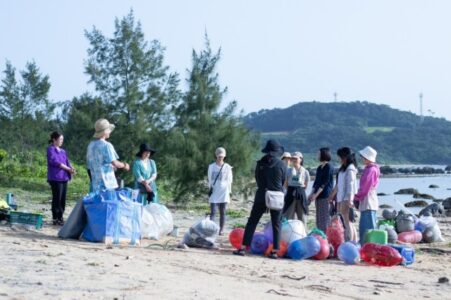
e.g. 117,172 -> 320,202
264,241 -> 288,257
326,216 -> 344,257
397,230 -> 422,244
360,243 -> 403,266
312,235 -> 330,260
229,228 -> 245,249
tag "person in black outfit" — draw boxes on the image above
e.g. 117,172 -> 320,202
233,140 -> 287,259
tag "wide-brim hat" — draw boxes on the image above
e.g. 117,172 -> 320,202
136,143 -> 156,157
262,139 -> 284,155
359,146 -> 377,163
93,119 -> 115,139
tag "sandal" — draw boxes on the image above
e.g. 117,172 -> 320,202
233,248 -> 246,256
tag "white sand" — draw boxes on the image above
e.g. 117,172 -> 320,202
1,208 -> 450,300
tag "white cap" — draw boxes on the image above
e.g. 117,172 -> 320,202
291,151 -> 303,159
281,152 -> 291,159
215,147 -> 226,157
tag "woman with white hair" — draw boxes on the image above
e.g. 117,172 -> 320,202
208,147 -> 233,235
86,118 -> 130,193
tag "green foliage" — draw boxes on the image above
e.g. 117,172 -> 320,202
245,101 -> 451,165
164,36 -> 259,202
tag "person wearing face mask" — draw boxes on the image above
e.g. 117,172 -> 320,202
47,131 -> 76,225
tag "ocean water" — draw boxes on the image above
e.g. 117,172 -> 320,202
377,175 -> 451,214
306,175 -> 451,215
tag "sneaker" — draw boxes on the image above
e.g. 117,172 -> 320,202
233,248 -> 246,256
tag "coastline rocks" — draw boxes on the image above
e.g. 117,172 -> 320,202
377,193 -> 389,196
428,184 -> 439,189
442,198 -> 451,210
395,188 -> 418,195
419,203 -> 444,217
413,193 -> 435,200
405,200 -> 428,208
379,204 -> 393,209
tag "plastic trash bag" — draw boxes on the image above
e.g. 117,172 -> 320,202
182,217 -> 219,249
58,199 -> 87,239
416,215 -> 444,243
82,190 -> 142,245
280,219 -> 307,245
141,203 -> 174,240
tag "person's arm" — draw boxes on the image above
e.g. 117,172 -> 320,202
327,186 -> 338,203
112,160 -> 130,171
208,164 -> 213,188
147,160 -> 157,183
304,169 -> 310,188
48,147 -> 74,173
254,161 -> 261,187
106,143 -> 129,171
228,165 -> 233,193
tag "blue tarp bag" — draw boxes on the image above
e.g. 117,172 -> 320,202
82,190 -> 142,245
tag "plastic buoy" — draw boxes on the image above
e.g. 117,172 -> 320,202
397,230 -> 422,244
250,232 -> 269,255
287,236 -> 321,260
338,242 -> 360,265
229,228 -> 244,249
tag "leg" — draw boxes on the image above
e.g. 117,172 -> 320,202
295,201 -> 306,228
316,198 -> 331,233
218,203 -> 227,234
210,203 -> 218,222
49,181 -> 59,223
242,200 -> 266,247
359,210 -> 377,244
270,209 -> 282,250
338,202 -> 351,241
283,199 -> 296,220
60,182 -> 67,222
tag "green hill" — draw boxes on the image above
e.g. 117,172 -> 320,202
244,101 -> 451,164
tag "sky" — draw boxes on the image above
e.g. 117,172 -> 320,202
1,0 -> 451,120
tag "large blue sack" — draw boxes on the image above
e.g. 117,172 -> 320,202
82,190 -> 142,245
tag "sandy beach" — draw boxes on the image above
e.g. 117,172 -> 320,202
1,200 -> 451,300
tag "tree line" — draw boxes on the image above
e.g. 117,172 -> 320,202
0,11 -> 259,202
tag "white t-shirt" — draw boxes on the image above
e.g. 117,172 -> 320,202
336,164 -> 357,203
286,166 -> 310,188
208,162 -> 233,203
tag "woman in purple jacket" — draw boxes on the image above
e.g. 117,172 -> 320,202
47,131 -> 76,225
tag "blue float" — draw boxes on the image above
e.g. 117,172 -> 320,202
337,242 -> 360,265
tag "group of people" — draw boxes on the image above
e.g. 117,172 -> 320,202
46,118 -> 159,225
233,140 -> 380,259
46,118 -> 380,258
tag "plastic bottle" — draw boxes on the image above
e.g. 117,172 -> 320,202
360,243 -> 403,266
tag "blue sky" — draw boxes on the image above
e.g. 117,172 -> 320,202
1,0 -> 451,120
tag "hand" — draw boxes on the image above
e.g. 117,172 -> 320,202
70,168 -> 76,175
327,197 -> 334,203
145,184 -> 153,193
123,162 -> 130,171
346,200 -> 354,208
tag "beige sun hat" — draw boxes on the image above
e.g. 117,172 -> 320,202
359,146 -> 377,163
93,118 -> 115,139
215,147 -> 226,157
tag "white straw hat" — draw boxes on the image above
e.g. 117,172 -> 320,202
359,146 -> 377,163
93,119 -> 115,139
291,151 -> 303,159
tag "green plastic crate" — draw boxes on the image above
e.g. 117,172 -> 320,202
9,211 -> 43,229
377,219 -> 395,227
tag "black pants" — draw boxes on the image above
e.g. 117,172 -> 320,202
210,203 -> 227,232
243,198 -> 282,250
49,181 -> 67,221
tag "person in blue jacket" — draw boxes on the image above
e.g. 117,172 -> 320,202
133,143 -> 159,204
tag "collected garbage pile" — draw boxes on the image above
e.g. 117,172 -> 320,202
58,188 -> 173,245
228,211 -> 446,266
0,193 -> 43,229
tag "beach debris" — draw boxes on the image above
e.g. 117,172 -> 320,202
382,209 -> 397,220
369,279 -> 403,285
419,203 -> 445,217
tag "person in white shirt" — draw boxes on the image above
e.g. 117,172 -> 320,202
327,147 -> 358,241
208,147 -> 233,235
